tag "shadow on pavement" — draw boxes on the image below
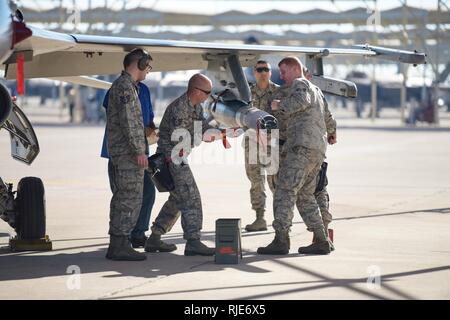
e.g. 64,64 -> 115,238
1,207 -> 448,299
103,262 -> 450,300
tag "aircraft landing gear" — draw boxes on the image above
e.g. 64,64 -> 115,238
1,177 -> 52,251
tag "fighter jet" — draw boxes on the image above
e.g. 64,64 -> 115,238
0,0 -> 426,246
0,0 -> 427,161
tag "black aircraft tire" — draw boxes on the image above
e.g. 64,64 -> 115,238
16,177 -> 46,239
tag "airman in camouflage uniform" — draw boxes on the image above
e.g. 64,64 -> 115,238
244,60 -> 279,232
106,48 -> 152,261
145,73 -> 218,256
258,56 -> 333,255
269,86 -> 337,239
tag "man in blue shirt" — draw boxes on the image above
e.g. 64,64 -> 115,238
101,82 -> 156,248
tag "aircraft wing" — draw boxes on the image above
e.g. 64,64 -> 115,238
3,26 -> 426,80
47,76 -> 112,89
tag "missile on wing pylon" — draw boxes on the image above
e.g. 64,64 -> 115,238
204,92 -> 278,131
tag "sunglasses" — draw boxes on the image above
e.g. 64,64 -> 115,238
255,67 -> 271,73
196,87 -> 211,95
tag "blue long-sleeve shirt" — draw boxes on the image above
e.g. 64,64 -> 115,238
101,82 -> 154,158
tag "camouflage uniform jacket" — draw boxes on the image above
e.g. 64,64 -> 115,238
106,71 -> 146,159
278,78 -> 328,156
250,81 -> 279,112
243,81 -> 280,146
273,81 -> 336,143
157,92 -> 214,158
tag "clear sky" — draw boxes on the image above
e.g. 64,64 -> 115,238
16,0 -> 441,13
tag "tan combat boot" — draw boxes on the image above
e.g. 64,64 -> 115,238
184,239 -> 215,256
257,231 -> 290,255
312,222 -> 329,242
299,226 -> 332,255
245,209 -> 267,232
312,223 -> 334,251
106,235 -> 147,261
144,233 -> 177,253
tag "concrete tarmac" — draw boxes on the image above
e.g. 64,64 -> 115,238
0,117 -> 449,300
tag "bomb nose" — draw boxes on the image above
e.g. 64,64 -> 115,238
259,115 -> 278,130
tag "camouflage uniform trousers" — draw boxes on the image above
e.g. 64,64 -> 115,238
267,149 -> 331,228
272,145 -> 325,233
108,155 -> 144,236
0,177 -> 8,215
244,138 -> 275,213
315,176 -> 332,227
151,162 -> 203,240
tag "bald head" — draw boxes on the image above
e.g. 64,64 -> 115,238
188,73 -> 212,94
187,73 -> 212,105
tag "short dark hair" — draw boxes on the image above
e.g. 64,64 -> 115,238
255,60 -> 269,67
123,48 -> 153,69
